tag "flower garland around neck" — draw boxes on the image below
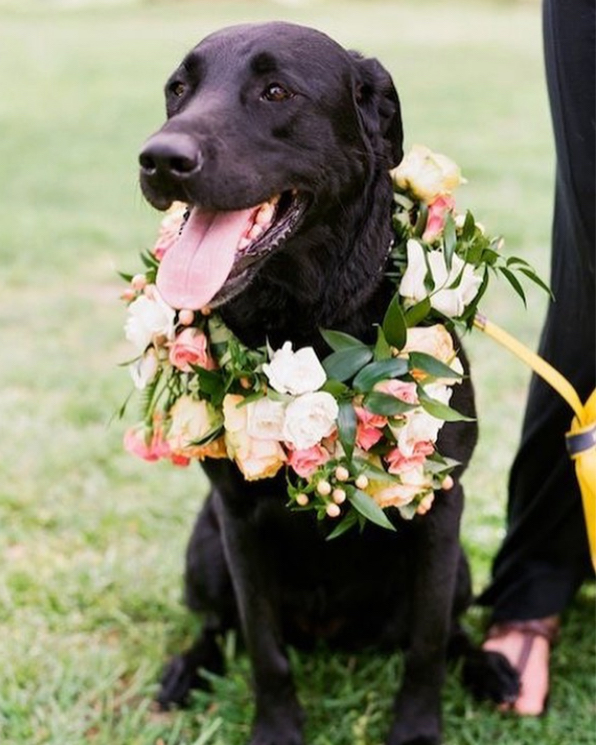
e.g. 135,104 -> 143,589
120,144 -> 547,538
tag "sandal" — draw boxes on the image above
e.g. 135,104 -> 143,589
483,615 -> 560,715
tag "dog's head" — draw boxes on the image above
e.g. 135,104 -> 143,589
139,22 -> 403,313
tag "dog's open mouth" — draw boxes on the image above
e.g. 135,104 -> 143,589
156,191 -> 306,310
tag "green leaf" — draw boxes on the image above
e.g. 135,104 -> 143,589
194,367 -> 226,397
461,210 -> 477,242
405,297 -> 432,327
418,389 -> 475,422
190,424 -> 224,447
363,391 -> 417,416
407,352 -> 462,380
353,358 -> 409,392
321,379 -> 350,397
373,326 -> 392,361
443,213 -> 457,270
382,293 -> 407,350
337,401 -> 357,462
326,509 -> 359,540
500,267 -> 527,307
348,489 -> 396,531
413,201 -> 428,237
118,271 -> 134,283
459,266 -> 490,327
320,328 -> 368,352
518,267 -> 554,299
352,457 -> 396,483
322,347 -> 373,382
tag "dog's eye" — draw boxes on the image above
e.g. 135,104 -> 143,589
169,82 -> 186,98
261,83 -> 294,102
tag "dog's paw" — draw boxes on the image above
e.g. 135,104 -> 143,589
248,709 -> 305,745
156,654 -> 207,709
386,723 -> 440,745
462,648 -> 520,704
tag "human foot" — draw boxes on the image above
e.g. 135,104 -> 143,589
482,616 -> 559,715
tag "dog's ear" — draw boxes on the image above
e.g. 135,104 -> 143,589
350,53 -> 404,167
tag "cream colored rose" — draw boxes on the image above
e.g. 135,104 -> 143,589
124,288 -> 176,353
246,397 -> 287,441
223,394 -> 286,480
129,348 -> 159,390
282,391 -> 339,451
399,239 -> 482,319
391,144 -> 464,202
167,395 -> 222,453
263,342 -> 326,395
403,325 -> 464,378
367,465 -> 433,509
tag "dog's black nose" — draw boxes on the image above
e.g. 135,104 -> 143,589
139,133 -> 201,178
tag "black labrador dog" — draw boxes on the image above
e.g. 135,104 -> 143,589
138,21 -> 517,745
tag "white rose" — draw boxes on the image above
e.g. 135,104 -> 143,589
263,342 -> 326,395
246,397 -> 287,441
129,348 -> 159,390
399,240 -> 482,319
393,384 -> 452,456
391,144 -> 464,202
282,391 -> 339,450
124,288 -> 176,353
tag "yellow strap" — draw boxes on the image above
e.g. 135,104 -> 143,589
474,314 -> 585,423
473,313 -> 595,572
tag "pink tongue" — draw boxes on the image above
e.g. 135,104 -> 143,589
156,206 -> 257,310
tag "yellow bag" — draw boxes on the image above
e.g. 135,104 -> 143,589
474,314 -> 596,572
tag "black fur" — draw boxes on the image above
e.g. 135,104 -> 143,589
138,22 -> 517,745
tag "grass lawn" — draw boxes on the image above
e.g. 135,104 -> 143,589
0,0 -> 593,743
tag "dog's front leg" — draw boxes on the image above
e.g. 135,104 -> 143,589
387,483 -> 465,745
214,489 -> 305,745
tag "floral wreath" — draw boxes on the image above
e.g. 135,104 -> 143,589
120,145 -> 545,538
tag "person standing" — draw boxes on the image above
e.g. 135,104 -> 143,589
478,0 -> 595,716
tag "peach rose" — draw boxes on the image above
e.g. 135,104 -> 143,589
169,328 -> 216,372
223,394 -> 286,480
367,465 -> 433,509
354,405 -> 387,451
167,395 -> 224,461
385,441 -> 434,475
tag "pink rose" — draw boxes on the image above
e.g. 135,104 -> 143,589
354,405 -> 387,451
385,441 -> 434,474
374,380 -> 419,405
423,195 -> 455,242
169,328 -> 216,372
124,423 -> 170,462
288,444 -> 331,478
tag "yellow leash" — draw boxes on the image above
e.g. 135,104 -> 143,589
474,313 -> 596,573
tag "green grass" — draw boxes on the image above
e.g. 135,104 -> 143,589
0,1 -> 593,744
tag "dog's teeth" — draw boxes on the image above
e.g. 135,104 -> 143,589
256,204 -> 275,226
238,237 -> 251,250
249,224 -> 264,240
